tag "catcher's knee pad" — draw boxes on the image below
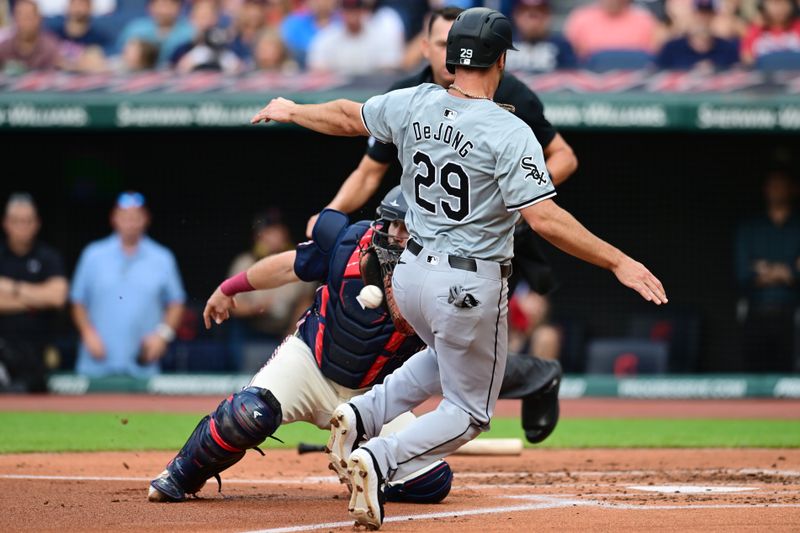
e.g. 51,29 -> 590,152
159,387 -> 282,497
384,460 -> 452,504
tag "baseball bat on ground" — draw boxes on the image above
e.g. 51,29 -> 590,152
297,438 -> 524,456
297,442 -> 327,454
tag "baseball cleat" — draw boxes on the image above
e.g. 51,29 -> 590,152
347,449 -> 385,530
148,469 -> 187,502
326,403 -> 365,490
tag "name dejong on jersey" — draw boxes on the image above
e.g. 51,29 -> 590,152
411,120 -> 474,159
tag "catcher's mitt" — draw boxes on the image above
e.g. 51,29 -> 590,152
359,244 -> 414,336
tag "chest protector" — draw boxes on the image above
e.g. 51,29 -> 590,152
298,222 -> 425,389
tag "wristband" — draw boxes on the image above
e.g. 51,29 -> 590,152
155,323 -> 176,343
220,271 -> 255,296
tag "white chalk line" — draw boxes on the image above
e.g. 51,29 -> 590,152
460,468 -> 800,478
240,494 -> 800,533
3,467 -> 799,485
240,500 -> 579,533
0,473 -> 629,487
0,474 -> 338,484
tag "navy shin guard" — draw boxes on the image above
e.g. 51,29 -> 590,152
384,460 -> 452,504
152,387 -> 282,499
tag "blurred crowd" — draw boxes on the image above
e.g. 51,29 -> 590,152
0,191 -> 318,391
1,0 -> 799,75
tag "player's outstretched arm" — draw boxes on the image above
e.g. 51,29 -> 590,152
204,250 -> 300,328
521,200 -> 667,305
250,97 -> 368,137
306,154 -> 390,237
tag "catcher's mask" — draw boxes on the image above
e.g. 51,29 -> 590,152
369,185 -> 408,273
360,186 -> 408,289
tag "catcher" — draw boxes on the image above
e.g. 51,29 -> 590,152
148,187 -> 560,503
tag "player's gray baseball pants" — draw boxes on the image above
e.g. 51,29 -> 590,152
350,240 -> 510,481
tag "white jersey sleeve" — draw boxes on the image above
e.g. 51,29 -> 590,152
495,126 -> 557,211
360,86 -> 420,144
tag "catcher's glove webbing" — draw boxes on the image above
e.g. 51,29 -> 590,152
360,222 -> 414,336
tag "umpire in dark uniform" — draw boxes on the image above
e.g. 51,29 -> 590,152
0,193 -> 68,392
305,6 -> 576,442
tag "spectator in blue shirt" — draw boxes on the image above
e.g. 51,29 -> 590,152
46,0 -> 111,71
656,0 -> 739,70
117,0 -> 194,65
506,0 -> 577,72
70,192 -> 186,378
280,0 -> 336,67
46,0 -> 110,48
735,171 -> 800,372
229,0 -> 267,62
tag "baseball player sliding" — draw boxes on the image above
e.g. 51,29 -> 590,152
251,7 -> 667,530
149,188 -> 560,505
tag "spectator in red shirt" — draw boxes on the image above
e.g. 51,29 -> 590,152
0,0 -> 60,72
564,0 -> 659,59
741,0 -> 800,64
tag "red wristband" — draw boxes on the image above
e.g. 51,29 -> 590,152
220,271 -> 254,296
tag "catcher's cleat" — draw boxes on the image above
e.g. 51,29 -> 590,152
148,469 -> 203,502
327,403 -> 366,490
347,448 -> 385,530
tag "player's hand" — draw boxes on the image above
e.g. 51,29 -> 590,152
82,328 -> 106,360
203,287 -> 237,329
140,334 -> 168,364
306,213 -> 319,238
612,257 -> 668,305
250,97 -> 296,124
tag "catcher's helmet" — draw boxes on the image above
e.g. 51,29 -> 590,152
376,185 -> 407,223
445,7 -> 517,74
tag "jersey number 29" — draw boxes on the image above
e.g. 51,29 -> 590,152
413,150 -> 470,222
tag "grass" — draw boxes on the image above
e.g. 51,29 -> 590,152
1,413 -> 799,453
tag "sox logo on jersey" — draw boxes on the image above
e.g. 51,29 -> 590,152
520,156 -> 547,186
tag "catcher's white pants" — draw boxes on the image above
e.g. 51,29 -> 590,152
248,334 -> 415,435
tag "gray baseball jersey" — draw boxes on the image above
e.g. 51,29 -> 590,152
361,83 -> 556,263
347,83 -> 554,484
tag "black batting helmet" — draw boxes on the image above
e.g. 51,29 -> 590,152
375,185 -> 407,223
445,7 -> 517,74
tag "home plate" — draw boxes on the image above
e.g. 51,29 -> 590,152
628,485 -> 757,494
